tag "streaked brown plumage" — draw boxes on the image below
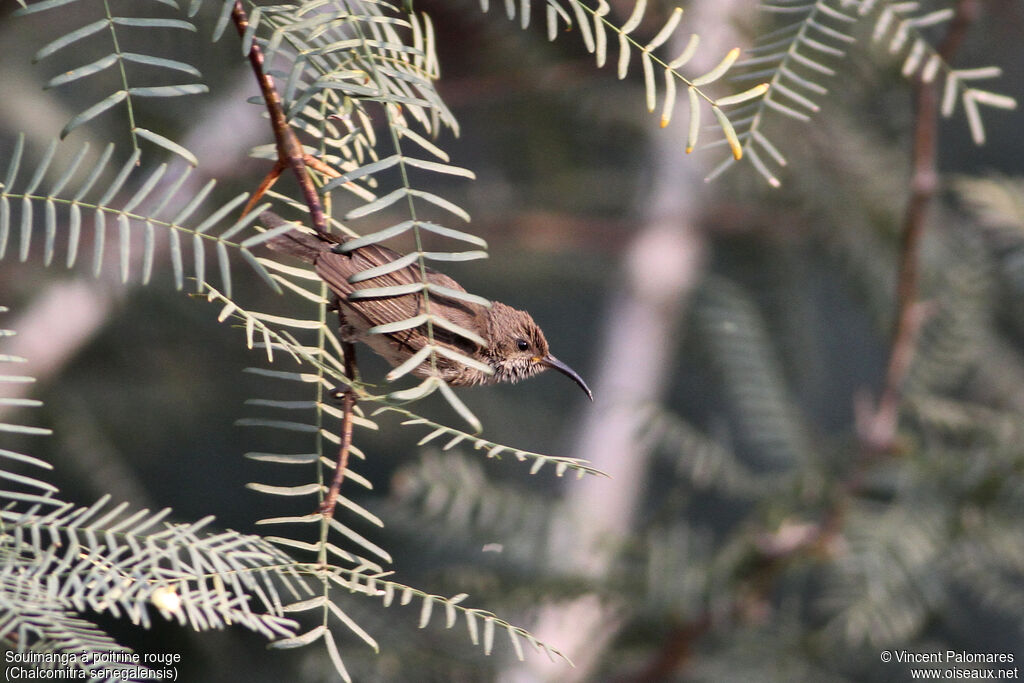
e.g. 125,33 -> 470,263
261,212 -> 592,399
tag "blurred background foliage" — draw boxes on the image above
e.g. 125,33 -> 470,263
2,0 -> 1024,681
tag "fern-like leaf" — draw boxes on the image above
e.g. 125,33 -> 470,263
0,315 -> 304,667
15,0 -> 208,164
0,135 -> 278,295
864,1 -> 1017,145
381,405 -> 607,478
329,566 -> 574,665
708,0 -> 860,185
716,0 -> 1017,185
479,0 -> 768,159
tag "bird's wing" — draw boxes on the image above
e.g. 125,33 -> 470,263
261,210 -> 340,264
315,244 -> 488,354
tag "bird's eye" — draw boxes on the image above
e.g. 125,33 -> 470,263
516,338 -> 529,352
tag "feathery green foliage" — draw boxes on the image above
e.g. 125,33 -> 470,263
0,311 -> 298,676
1,0 -> 604,678
392,231 -> 1024,677
713,0 -> 1017,185
3,0 -> 1021,680
0,135 -> 277,294
15,0 -> 209,164
480,0 -> 769,159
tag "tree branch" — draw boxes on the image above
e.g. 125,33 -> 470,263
860,0 -> 980,452
231,1 -> 328,235
319,337 -> 358,523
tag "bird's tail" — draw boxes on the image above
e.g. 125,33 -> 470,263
259,211 -> 333,264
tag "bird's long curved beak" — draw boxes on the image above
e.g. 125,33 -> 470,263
541,355 -> 593,401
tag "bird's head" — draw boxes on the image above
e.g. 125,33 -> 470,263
484,302 -> 593,400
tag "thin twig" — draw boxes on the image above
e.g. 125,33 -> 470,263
319,335 -> 358,521
231,1 -> 328,235
241,159 -> 285,217
860,0 -> 979,453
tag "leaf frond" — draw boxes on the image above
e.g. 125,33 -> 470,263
0,136 -> 277,293
16,0 -> 207,163
478,0 -> 768,158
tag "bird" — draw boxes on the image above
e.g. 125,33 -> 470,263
260,212 -> 593,400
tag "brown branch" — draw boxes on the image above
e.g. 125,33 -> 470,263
319,384 -> 355,521
625,614 -> 712,683
240,159 -> 286,217
231,1 -> 328,235
319,333 -> 358,522
860,0 -> 980,453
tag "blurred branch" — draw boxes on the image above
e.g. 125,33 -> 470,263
627,613 -> 712,683
859,0 -> 980,453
